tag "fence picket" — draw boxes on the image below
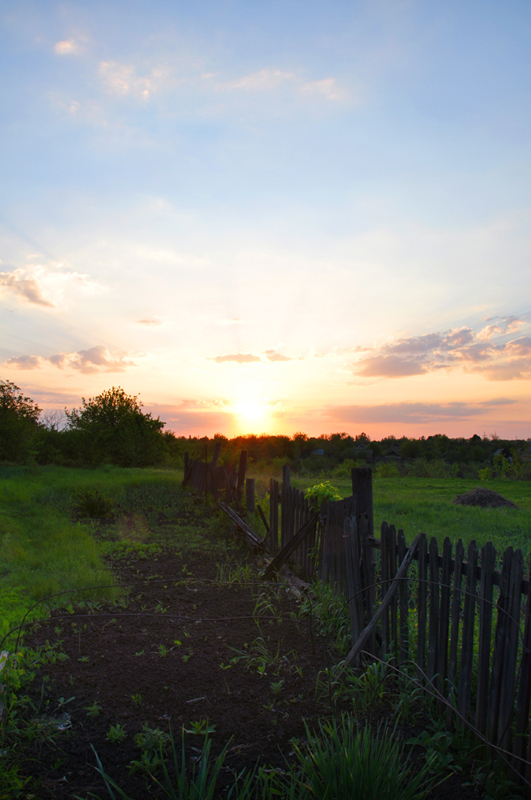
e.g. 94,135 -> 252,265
457,541 -> 478,720
427,538 -> 440,683
417,533 -> 428,676
438,537 -> 452,698
398,529 -> 409,666
499,549 -> 524,751
488,547 -> 513,743
381,522 -> 390,657
476,541 -> 496,734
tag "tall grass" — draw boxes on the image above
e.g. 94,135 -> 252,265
0,465 -> 185,644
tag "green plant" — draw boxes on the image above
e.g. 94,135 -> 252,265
84,701 -> 102,718
183,718 -> 216,735
71,487 -> 115,519
478,467 -> 492,481
128,724 -> 171,774
265,716 -> 444,800
106,723 -> 127,743
89,731 -> 252,800
158,644 -> 169,657
304,480 -> 341,509
131,693 -> 142,706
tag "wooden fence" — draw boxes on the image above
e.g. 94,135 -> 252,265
268,466 -> 531,787
183,446 -> 247,506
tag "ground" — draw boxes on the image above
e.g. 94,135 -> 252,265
12,513 -> 483,799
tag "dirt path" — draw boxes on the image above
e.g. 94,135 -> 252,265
20,542 -> 337,798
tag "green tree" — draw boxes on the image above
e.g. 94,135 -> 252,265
66,387 -> 166,467
0,380 -> 41,462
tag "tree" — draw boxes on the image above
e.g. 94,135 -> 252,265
66,387 -> 166,467
0,380 -> 41,462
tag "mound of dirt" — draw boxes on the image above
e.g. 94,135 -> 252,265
452,487 -> 518,508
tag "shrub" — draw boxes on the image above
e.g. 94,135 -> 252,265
305,481 -> 341,509
0,380 -> 41,463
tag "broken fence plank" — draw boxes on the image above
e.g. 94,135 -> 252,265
263,512 -> 319,581
343,535 -> 421,668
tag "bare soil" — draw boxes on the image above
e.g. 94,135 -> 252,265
17,523 -> 482,799
452,487 -> 518,508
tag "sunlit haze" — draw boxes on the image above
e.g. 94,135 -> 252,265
2,1 -> 531,439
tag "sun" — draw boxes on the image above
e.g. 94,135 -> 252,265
233,398 -> 266,423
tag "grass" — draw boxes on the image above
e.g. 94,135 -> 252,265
0,464 -> 209,648
291,474 -> 531,555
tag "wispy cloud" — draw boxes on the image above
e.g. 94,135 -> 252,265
264,349 -> 293,362
4,345 -> 136,374
136,317 -> 163,326
0,266 -> 103,308
98,61 -> 169,100
352,317 -> 531,381
0,268 -> 54,306
212,349 -> 294,364
54,38 -> 82,56
212,352 -> 262,364
326,399 -> 517,425
215,68 -> 348,101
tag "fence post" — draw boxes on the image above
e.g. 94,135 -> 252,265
245,478 -> 255,514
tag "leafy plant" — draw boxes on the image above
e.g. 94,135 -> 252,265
265,716 -> 444,800
106,723 -> 127,743
71,487 -> 115,519
304,481 -> 341,509
84,701 -> 102,718
129,724 -> 171,774
183,718 -> 216,735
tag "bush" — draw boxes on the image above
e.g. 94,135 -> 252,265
66,387 -> 165,467
0,380 -> 41,463
305,481 -> 341,509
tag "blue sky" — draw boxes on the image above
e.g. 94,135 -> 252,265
1,0 -> 531,438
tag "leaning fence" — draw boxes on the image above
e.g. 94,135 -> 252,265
265,466 -> 531,790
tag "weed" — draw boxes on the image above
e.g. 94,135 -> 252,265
71,487 -> 114,519
157,644 -> 168,657
128,724 -> 171,774
184,718 -> 216,735
84,701 -> 102,718
106,723 -> 127,743
131,693 -> 142,706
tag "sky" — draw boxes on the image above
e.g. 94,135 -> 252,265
1,0 -> 531,440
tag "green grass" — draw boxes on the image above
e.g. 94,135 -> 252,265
292,474 -> 531,555
0,464 -> 192,646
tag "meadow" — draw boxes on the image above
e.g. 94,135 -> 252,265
2,464 -> 531,798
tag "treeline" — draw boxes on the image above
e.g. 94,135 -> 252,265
1,380 -> 530,478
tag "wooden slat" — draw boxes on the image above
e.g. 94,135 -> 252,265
380,521 -> 390,657
427,537 -> 440,683
398,529 -> 409,667
515,558 -> 531,772
389,524 -> 398,662
487,547 -> 513,742
499,549 -> 524,750
457,540 -> 478,720
475,541 -> 496,734
343,535 -> 421,668
437,537 -> 452,697
344,515 -> 364,663
417,533 -> 428,676
262,512 -> 319,581
448,538 -> 464,694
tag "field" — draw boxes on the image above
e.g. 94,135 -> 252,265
1,465 -> 530,798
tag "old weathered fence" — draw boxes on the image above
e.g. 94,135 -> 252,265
183,446 -> 247,506
267,466 -> 531,787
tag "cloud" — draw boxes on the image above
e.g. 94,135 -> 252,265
0,266 -> 103,308
356,355 -> 425,377
217,69 -> 297,92
136,317 -> 163,326
98,61 -> 168,100
264,350 -> 293,362
215,69 -> 347,101
212,352 -> 262,364
352,317 -> 531,381
4,345 -> 136,374
325,401 -> 514,425
54,39 -> 79,55
0,269 -> 54,306
299,78 -> 348,101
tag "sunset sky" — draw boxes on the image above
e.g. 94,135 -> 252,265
1,0 -> 531,439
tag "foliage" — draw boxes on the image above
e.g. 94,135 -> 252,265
66,386 -> 165,467
0,380 -> 41,463
304,480 -> 341,509
71,487 -> 115,518
262,716 -> 443,800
